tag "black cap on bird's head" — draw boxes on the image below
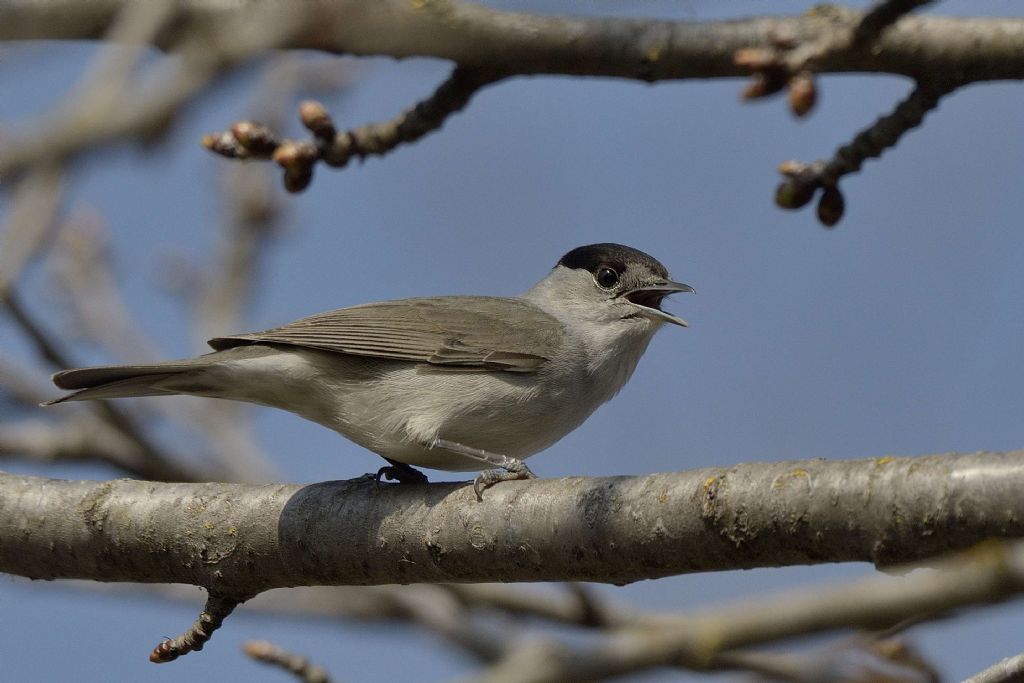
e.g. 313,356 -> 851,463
559,243 -> 670,279
557,243 -> 694,327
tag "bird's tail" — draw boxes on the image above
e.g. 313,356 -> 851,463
43,357 -> 219,406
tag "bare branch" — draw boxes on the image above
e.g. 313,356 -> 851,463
0,417 -> 156,476
963,653 -> 1024,683
0,1 -> 308,181
44,218 -> 275,482
2,2 -> 1022,83
3,451 -> 1024,591
2,289 -> 208,482
0,357 -> 52,409
149,592 -> 246,663
204,67 -> 497,192
0,166 -> 64,299
243,641 -> 335,683
775,80 -> 956,226
782,2 -> 936,75
715,636 -> 939,682
470,541 -> 1023,682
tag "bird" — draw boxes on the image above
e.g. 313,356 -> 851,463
45,243 -> 693,498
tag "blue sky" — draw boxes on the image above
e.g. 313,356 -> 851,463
2,2 -> 1023,681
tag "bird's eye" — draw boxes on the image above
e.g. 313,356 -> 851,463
595,266 -> 619,289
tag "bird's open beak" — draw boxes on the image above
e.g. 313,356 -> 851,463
622,280 -> 694,327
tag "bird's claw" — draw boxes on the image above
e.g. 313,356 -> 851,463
375,462 -> 429,484
472,460 -> 537,501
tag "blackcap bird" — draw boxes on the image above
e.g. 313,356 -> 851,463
46,243 -> 693,498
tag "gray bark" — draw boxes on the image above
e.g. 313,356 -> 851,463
0,1 -> 1022,83
2,450 -> 1022,595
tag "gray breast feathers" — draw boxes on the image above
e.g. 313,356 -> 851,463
208,296 -> 565,373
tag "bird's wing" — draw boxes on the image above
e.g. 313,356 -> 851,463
208,296 -> 565,373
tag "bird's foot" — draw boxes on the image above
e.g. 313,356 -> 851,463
375,459 -> 429,485
473,459 -> 536,501
426,438 -> 538,501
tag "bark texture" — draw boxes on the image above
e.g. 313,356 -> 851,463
2,450 -> 1022,594
1,1 -> 1023,82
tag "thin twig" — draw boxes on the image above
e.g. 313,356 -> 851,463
2,289 -> 206,482
775,80 -> 957,226
150,593 -> 246,663
46,218 -> 274,482
0,2 -> 307,181
204,66 -> 499,192
0,357 -> 52,408
243,641 -> 335,683
716,636 -> 940,682
0,166 -> 64,299
471,542 -> 1023,682
0,417 -> 152,474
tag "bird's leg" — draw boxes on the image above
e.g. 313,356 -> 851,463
429,437 -> 537,501
375,458 -> 429,484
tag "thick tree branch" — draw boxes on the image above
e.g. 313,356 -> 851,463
2,451 -> 1023,593
1,2 -> 1022,83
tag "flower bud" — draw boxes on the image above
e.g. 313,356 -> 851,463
299,100 -> 336,140
817,186 -> 845,227
775,180 -> 816,210
788,72 -> 817,118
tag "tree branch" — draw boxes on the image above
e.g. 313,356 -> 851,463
964,653 -> 1024,683
2,290 -> 206,482
1,2 -> 1022,83
775,79 -> 956,226
243,641 -> 334,683
204,67 -> 497,192
470,539 -> 1020,682
3,450 -> 1023,593
150,592 -> 245,662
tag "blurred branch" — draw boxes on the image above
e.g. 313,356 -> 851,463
716,636 -> 939,682
2,2 -> 1022,82
963,653 -> 1024,683
1,289 -> 209,481
3,2 -> 1019,212
773,79 -> 956,227
15,576 -> 944,680
187,55 -> 357,478
243,641 -> 335,683
0,1 -> 307,181
43,210 -> 276,482
772,2 -> 937,78
0,358 -> 52,408
0,417 -> 163,477
0,166 -> 64,299
48,216 -> 164,360
469,541 -> 1015,683
204,67 -> 497,192
3,451 -> 1024,590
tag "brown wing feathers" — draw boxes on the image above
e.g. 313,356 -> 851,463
208,296 -> 563,373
